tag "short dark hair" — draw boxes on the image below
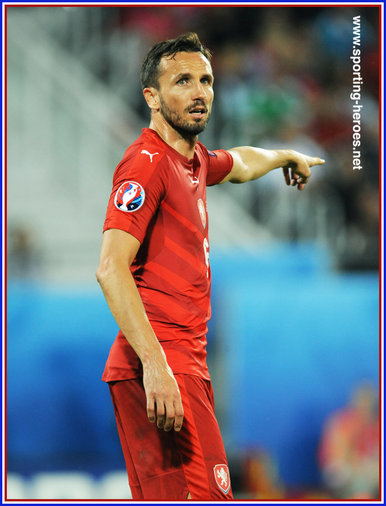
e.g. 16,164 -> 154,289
140,32 -> 212,90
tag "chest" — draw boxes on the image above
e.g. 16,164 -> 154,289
163,158 -> 208,235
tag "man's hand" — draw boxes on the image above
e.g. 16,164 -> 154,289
282,150 -> 325,191
142,360 -> 184,432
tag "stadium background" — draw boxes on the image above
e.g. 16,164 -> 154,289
6,4 -> 380,500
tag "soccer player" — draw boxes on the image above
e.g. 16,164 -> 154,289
96,32 -> 324,501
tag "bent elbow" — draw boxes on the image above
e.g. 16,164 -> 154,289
96,255 -> 130,286
95,265 -> 104,286
96,257 -> 113,286
229,168 -> 250,184
230,173 -> 249,184
95,267 -> 103,285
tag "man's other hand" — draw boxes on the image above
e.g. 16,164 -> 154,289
282,151 -> 325,191
143,361 -> 184,432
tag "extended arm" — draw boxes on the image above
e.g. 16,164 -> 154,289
96,229 -> 184,432
222,147 -> 325,190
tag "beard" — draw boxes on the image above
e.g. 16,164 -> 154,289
159,95 -> 211,141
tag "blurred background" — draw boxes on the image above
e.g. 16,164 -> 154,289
6,4 -> 380,501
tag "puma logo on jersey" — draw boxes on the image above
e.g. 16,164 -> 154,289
141,149 -> 159,163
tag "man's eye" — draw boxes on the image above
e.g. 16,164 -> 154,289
177,78 -> 187,85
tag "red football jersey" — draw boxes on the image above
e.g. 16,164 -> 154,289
102,128 -> 233,381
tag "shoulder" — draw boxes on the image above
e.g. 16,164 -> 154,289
195,143 -> 233,186
115,132 -> 169,182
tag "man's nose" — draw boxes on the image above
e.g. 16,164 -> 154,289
191,81 -> 207,100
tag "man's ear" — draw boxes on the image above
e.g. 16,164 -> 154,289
143,87 -> 160,111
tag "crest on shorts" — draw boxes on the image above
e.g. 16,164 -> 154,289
213,464 -> 230,494
114,181 -> 145,212
197,198 -> 206,229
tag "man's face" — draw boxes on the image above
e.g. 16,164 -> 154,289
156,51 -> 214,138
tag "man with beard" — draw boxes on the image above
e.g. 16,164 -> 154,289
96,32 -> 324,501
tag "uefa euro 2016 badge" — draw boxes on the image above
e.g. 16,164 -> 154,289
114,181 -> 145,212
213,464 -> 231,494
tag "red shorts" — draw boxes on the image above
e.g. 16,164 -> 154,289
108,374 -> 233,500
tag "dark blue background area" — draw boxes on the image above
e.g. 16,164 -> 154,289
7,243 -> 379,488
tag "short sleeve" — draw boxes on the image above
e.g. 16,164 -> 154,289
103,153 -> 167,244
205,149 -> 233,186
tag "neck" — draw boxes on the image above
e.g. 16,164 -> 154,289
149,115 -> 198,160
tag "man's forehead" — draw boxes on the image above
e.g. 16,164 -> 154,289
159,51 -> 212,77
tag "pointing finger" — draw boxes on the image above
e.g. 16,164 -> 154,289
307,156 -> 325,167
